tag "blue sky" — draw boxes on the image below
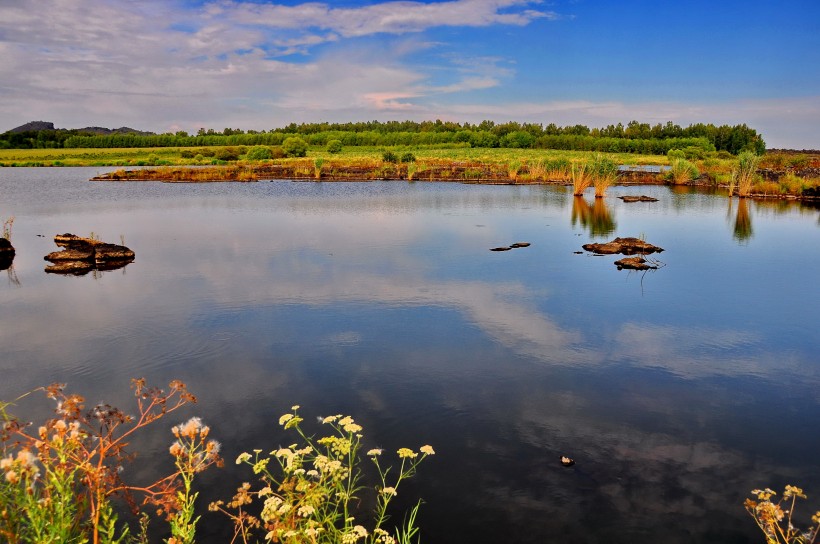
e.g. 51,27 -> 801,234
1,0 -> 818,148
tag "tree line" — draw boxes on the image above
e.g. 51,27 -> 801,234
1,120 -> 766,155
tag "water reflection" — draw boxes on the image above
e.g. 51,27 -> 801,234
0,171 -> 819,544
571,196 -> 616,238
729,198 -> 754,242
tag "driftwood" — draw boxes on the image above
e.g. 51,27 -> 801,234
618,195 -> 659,202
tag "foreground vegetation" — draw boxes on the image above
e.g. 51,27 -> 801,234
1,381 -> 432,544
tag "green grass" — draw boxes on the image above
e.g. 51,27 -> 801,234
0,146 -> 671,168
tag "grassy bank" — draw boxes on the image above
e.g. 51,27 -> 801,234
3,146 -> 818,198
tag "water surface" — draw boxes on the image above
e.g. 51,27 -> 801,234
1,168 -> 819,543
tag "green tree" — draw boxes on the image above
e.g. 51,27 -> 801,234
327,139 -> 343,154
245,145 -> 273,161
282,136 -> 308,157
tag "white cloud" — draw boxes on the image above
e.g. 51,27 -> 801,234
209,0 -> 555,38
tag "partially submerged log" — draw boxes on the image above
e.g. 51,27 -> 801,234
45,233 -> 134,275
618,195 -> 659,202
582,237 -> 664,255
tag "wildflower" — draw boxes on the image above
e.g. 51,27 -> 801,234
381,486 -> 397,496
291,405 -> 300,411
343,422 -> 363,433
338,416 -> 354,427
397,448 -> 418,459
236,452 -> 252,464
367,448 -> 383,456
279,413 -> 294,426
258,486 -> 272,497
169,441 -> 183,456
0,455 -> 12,470
420,445 -> 435,455
297,504 -> 315,517
173,417 -> 205,439
5,470 -> 18,484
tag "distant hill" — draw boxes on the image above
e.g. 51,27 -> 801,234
5,121 -> 154,136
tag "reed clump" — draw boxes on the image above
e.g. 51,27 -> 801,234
667,158 -> 700,184
2,217 -> 13,241
733,152 -> 761,197
590,154 -> 618,198
571,162 -> 593,196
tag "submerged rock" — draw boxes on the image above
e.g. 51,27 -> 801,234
582,237 -> 664,255
44,234 -> 134,275
618,195 -> 659,202
0,238 -> 14,270
614,256 -> 658,270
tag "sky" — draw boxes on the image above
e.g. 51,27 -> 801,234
1,0 -> 819,148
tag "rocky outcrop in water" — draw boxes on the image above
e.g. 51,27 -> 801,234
0,238 -> 15,270
44,234 -> 134,275
582,237 -> 663,255
618,195 -> 659,202
614,256 -> 658,270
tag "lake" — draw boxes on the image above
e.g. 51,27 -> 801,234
1,167 -> 819,543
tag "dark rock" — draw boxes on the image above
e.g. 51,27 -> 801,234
44,233 -> 134,274
618,195 -> 659,202
510,242 -> 531,248
614,256 -> 658,271
45,261 -> 95,275
490,246 -> 512,251
582,237 -> 664,255
0,237 -> 14,254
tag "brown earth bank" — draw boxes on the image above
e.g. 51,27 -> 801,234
90,163 -> 667,185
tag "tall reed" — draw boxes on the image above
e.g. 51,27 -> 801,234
2,216 -> 13,240
571,162 -> 593,196
667,158 -> 700,184
591,155 -> 618,198
733,152 -> 760,197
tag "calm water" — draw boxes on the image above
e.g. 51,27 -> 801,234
1,168 -> 819,543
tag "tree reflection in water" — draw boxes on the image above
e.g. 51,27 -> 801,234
571,196 -> 616,238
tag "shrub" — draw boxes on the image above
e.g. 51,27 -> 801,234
327,139 -> 343,154
667,149 -> 686,161
246,145 -> 273,161
198,148 -> 216,157
400,152 -> 416,163
214,147 -> 240,161
180,150 -> 195,159
382,150 -> 399,163
282,137 -> 308,158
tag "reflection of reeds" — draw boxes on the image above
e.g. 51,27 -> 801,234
571,162 -> 592,196
571,196 -> 616,238
733,198 -> 753,241
733,152 -> 760,197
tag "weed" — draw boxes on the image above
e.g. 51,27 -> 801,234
744,485 -> 819,543
0,380 -> 219,544
314,158 -> 325,180
507,160 -> 522,181
211,407 -> 434,544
